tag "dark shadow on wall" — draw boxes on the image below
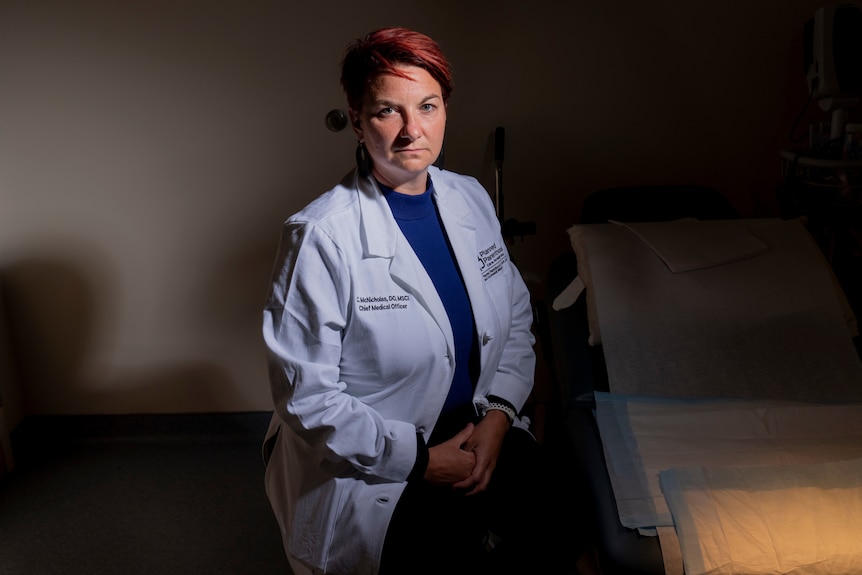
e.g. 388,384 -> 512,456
1,255 -> 243,420
80,362 -> 243,414
195,241 -> 276,339
1,257 -> 95,416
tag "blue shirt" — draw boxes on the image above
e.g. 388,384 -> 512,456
381,180 -> 477,414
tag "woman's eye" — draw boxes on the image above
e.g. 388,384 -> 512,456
377,107 -> 395,117
420,104 -> 436,112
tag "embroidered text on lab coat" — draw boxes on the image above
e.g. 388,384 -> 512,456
477,242 -> 507,281
356,294 -> 411,312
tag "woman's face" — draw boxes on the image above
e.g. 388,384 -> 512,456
351,65 -> 446,195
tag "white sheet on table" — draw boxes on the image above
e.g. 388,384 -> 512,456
595,392 -> 862,530
660,458 -> 862,575
611,218 -> 768,274
582,218 -> 862,401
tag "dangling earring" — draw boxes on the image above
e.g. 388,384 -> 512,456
355,142 -> 372,178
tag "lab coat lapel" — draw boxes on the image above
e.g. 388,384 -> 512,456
432,178 -> 493,351
355,173 -> 455,353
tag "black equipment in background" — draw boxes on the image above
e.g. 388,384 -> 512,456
493,126 -> 536,243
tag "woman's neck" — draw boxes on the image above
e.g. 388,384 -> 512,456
372,169 -> 429,196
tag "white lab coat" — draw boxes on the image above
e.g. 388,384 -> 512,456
262,166 -> 536,575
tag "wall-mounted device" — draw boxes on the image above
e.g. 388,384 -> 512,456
804,1 -> 862,141
325,109 -> 348,132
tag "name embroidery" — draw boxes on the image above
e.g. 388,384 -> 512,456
356,294 -> 410,312
477,242 -> 507,281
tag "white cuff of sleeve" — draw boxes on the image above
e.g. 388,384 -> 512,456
486,402 -> 516,425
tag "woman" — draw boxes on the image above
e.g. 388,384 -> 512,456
262,27 -> 576,575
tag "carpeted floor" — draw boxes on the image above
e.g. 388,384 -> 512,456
0,409 -> 599,575
0,412 -> 291,575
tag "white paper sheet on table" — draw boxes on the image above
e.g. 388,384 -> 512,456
580,218 -> 862,402
611,218 -> 768,273
660,458 -> 862,575
595,392 -> 862,531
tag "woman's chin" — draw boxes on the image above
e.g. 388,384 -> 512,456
378,161 -> 433,181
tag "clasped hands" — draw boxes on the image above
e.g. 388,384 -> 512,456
423,409 -> 510,495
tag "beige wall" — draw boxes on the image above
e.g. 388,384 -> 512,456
0,0 -> 830,418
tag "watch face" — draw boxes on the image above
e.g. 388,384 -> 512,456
325,109 -> 348,132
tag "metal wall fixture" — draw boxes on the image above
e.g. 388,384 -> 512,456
325,109 -> 348,132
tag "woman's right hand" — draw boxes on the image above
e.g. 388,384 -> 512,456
423,423 -> 476,487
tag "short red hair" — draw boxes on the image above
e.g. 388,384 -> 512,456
340,27 -> 453,112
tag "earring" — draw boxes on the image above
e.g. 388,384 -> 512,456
355,142 -> 372,178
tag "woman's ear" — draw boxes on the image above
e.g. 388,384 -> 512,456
349,108 -> 363,139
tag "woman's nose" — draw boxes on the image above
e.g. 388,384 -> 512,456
400,113 -> 421,140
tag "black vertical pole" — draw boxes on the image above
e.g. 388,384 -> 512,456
494,126 -> 505,223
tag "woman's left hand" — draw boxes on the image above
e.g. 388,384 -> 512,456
452,410 -> 509,495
